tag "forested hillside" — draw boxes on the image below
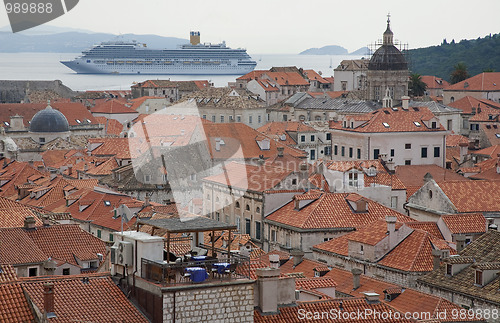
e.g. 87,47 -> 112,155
406,33 -> 500,81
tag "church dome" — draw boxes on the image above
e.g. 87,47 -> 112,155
368,15 -> 407,71
368,45 -> 408,71
29,103 -> 70,133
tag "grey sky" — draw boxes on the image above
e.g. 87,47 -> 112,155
1,0 -> 499,53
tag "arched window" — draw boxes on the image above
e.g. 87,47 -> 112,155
450,97 -> 455,103
256,207 -> 261,213
246,204 -> 250,211
235,201 -> 240,208
429,190 -> 433,199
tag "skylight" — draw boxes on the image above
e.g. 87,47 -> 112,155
86,119 -> 92,123
496,134 -> 500,138
75,119 -> 81,124
392,107 -> 398,111
383,110 -> 390,115
3,122 -> 9,126
104,200 -> 111,206
382,122 -> 390,128
414,121 -> 421,127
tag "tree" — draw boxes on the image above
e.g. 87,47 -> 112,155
409,73 -> 427,97
450,62 -> 469,84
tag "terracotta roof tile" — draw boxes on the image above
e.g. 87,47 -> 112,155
330,107 -> 446,133
394,164 -> 468,187
266,193 -> 411,230
0,264 -> 18,283
94,116 -> 124,136
90,99 -> 138,114
296,277 -> 337,290
420,75 -> 450,90
406,222 -> 444,239
418,230 -> 500,305
25,224 -> 106,266
20,273 -> 148,322
446,134 -> 470,147
437,180 -> 500,212
0,282 -> 35,322
378,229 -> 454,272
203,162 -> 293,192
441,213 -> 487,234
445,72 -> 500,92
254,298 -> 414,323
88,137 -> 131,159
0,102 -> 97,127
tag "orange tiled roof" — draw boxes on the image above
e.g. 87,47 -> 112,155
0,282 -> 35,322
296,277 -> 337,290
236,70 -> 268,81
406,221 -> 444,239
0,102 -> 97,127
266,192 -> 411,230
325,91 -> 348,99
420,75 -> 450,89
446,134 -> 470,147
90,99 -> 138,114
325,267 -> 397,297
254,298 -> 414,323
25,224 -> 106,266
0,160 -> 47,200
0,264 -> 18,283
94,116 -> 123,136
303,70 -> 329,84
437,180 -> 500,213
0,227 -> 47,264
445,72 -> 500,92
202,122 -> 307,160
347,220 -> 404,246
203,162 -> 293,192
0,196 -> 44,228
394,164 -> 468,187
448,95 -> 500,114
263,71 -> 309,86
88,137 -> 131,159
441,213 -> 487,234
474,144 -> 500,157
330,107 -> 446,133
378,229 -> 455,272
20,273 -> 149,322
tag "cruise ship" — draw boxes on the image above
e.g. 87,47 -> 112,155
61,32 -> 257,75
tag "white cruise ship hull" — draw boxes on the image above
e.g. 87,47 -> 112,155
61,58 -> 256,75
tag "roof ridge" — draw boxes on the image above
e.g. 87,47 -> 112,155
408,230 -> 431,272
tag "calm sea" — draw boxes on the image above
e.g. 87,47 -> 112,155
0,52 -> 362,91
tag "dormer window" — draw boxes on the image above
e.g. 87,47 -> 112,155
431,121 -> 437,129
475,270 -> 483,286
446,264 -> 452,276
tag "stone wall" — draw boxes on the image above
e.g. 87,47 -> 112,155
0,80 -> 76,103
163,282 -> 254,322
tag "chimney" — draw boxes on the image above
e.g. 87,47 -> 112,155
459,142 -> 468,163
455,234 -> 466,253
401,96 -> 410,110
298,163 -> 308,189
269,254 -> 280,269
42,215 -> 50,226
386,215 -> 397,249
432,249 -> 442,270
24,216 -> 36,230
352,268 -> 362,290
364,292 -> 380,304
423,172 -> 433,183
472,107 -> 476,115
290,249 -> 304,267
277,146 -> 284,157
67,165 -> 72,176
144,194 -> 151,207
43,283 -> 55,317
256,267 -> 280,314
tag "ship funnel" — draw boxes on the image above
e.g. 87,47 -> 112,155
190,31 -> 201,45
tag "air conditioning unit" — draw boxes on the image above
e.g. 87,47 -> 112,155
116,241 -> 133,267
110,245 -> 118,264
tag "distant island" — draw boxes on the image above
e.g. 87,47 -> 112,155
300,45 -> 369,56
0,25 -> 188,53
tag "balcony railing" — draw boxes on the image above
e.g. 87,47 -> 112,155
141,253 -> 251,285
